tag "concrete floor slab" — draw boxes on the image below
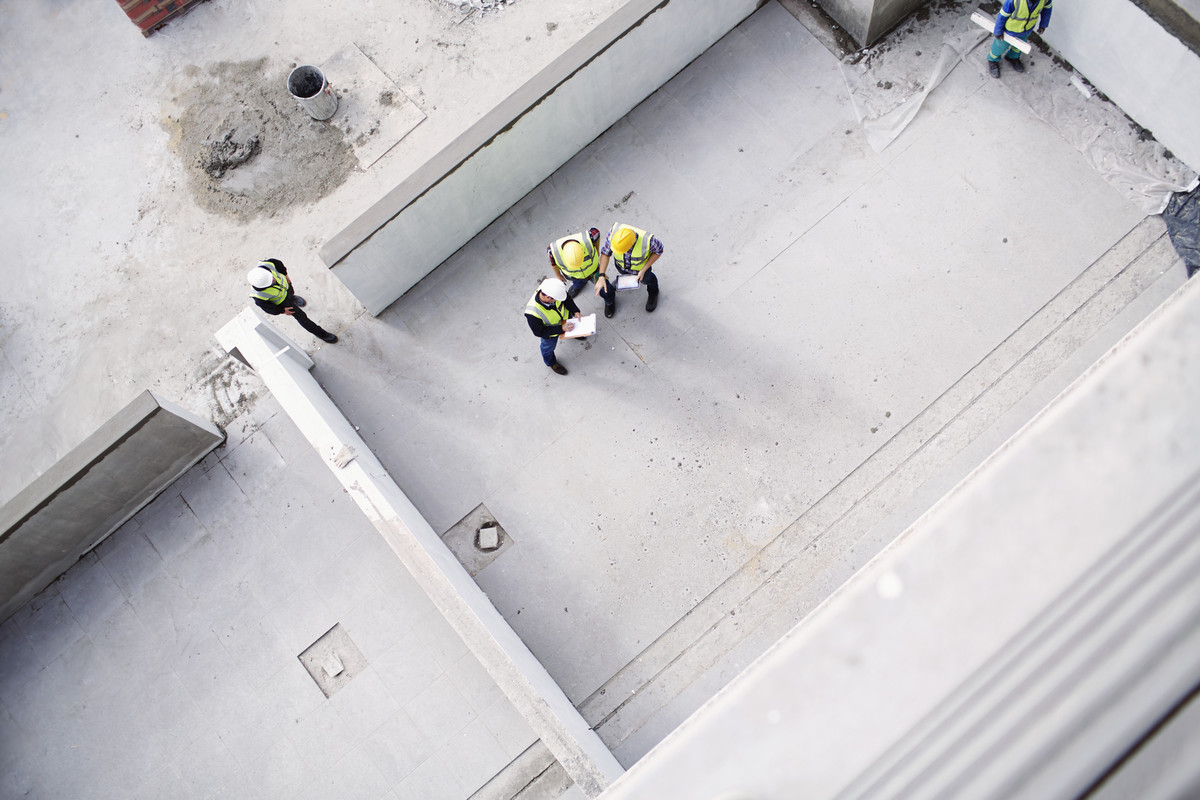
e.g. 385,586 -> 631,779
306,2 -> 1169,761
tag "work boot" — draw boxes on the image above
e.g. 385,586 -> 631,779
604,303 -> 615,319
988,60 -> 1001,79
549,361 -> 568,375
1008,57 -> 1025,73
292,295 -> 307,307
645,292 -> 658,313
320,333 -> 338,343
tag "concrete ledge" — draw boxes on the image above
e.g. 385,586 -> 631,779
215,308 -> 624,797
596,276 -> 1200,796
320,0 -> 762,315
0,391 -> 223,622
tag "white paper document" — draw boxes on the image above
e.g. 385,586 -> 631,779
563,314 -> 596,339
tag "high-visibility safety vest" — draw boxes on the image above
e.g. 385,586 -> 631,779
249,262 -> 290,305
551,233 -> 599,280
1004,0 -> 1047,33
525,292 -> 569,336
608,223 -> 653,271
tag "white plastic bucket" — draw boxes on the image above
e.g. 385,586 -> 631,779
287,65 -> 338,121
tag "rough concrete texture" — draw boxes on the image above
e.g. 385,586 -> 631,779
0,396 -> 539,799
1,0 -> 1197,797
597,274 -> 1200,799
0,0 -> 626,508
308,0 -> 1185,766
0,392 -> 222,623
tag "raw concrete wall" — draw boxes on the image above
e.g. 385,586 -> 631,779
1048,0 -> 1200,172
0,391 -> 223,622
320,0 -> 762,315
816,0 -> 926,46
216,309 -> 624,797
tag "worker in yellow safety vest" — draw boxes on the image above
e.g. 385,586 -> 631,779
247,259 -> 338,343
597,223 -> 662,313
988,0 -> 1051,79
548,227 -> 616,318
524,278 -> 580,375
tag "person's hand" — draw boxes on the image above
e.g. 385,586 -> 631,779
994,33 -> 1004,40
594,275 -> 607,296
284,306 -> 296,315
1036,26 -> 1045,34
563,319 -> 576,332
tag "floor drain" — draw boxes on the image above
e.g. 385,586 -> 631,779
298,623 -> 367,698
442,504 -> 512,576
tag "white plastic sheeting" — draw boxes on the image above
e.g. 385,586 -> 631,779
842,9 -> 1197,214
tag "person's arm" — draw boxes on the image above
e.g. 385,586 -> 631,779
1038,1 -> 1051,33
548,247 -> 566,283
994,0 -> 1015,36
526,313 -> 562,339
588,228 -> 609,293
638,237 -> 664,283
565,297 -> 581,320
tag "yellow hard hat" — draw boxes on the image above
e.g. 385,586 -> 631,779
562,241 -> 586,270
611,227 -> 637,254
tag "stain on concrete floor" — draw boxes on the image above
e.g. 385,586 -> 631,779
165,58 -> 356,222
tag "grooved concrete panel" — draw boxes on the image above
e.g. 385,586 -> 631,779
0,391 -> 223,622
323,0 -> 761,315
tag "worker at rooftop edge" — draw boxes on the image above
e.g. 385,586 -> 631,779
524,278 -> 580,376
548,227 -> 616,318
988,0 -> 1052,79
597,222 -> 663,314
247,259 -> 339,343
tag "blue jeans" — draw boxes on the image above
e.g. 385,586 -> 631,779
539,336 -> 559,366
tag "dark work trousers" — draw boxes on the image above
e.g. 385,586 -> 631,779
567,274 -> 616,310
288,307 -> 334,338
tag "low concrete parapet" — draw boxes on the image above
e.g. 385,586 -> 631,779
320,0 -> 762,315
216,308 -> 624,797
0,391 -> 224,622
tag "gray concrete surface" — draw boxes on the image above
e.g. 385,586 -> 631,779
310,0 -> 1184,765
0,0 -> 626,509
0,395 -> 538,799
216,308 -> 622,796
0,391 -> 222,623
596,274 -> 1200,800
326,0 -> 760,313
2,0 -> 1197,797
819,0 -> 927,46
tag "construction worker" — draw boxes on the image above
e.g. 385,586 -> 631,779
524,278 -> 580,376
549,227 -> 616,318
597,222 -> 662,313
988,0 -> 1052,79
247,259 -> 338,343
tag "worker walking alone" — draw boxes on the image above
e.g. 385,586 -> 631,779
247,259 -> 338,343
988,0 -> 1052,79
598,222 -> 662,314
549,227 -> 616,318
524,278 -> 580,376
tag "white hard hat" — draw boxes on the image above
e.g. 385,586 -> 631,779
539,278 -> 567,302
248,266 -> 275,289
